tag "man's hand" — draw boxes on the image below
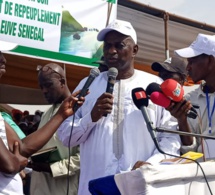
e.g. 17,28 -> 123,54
57,90 -> 86,118
131,161 -> 151,171
91,93 -> 114,122
166,99 -> 194,146
13,141 -> 28,171
166,99 -> 192,122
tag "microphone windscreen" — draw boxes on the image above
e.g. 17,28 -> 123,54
146,82 -> 162,96
90,67 -> 100,77
160,79 -> 184,102
132,88 -> 148,109
150,92 -> 171,108
107,67 -> 118,78
73,67 -> 100,112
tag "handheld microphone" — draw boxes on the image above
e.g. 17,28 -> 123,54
131,88 -> 160,150
73,68 -> 100,112
146,81 -> 184,103
150,91 -> 197,119
103,67 -> 118,117
150,91 -> 171,108
146,80 -> 197,119
160,79 -> 197,117
106,67 -> 118,94
146,82 -> 162,96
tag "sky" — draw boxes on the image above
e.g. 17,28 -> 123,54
136,0 -> 215,26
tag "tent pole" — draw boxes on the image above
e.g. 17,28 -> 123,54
163,12 -> 169,59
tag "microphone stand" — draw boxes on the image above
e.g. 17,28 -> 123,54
155,127 -> 215,140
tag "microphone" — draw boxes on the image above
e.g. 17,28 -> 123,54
150,93 -> 197,120
146,82 -> 162,96
146,80 -> 184,101
103,67 -> 118,117
150,91 -> 171,108
106,67 -> 118,94
146,80 -> 197,119
73,68 -> 100,112
131,88 -> 161,151
160,79 -> 197,117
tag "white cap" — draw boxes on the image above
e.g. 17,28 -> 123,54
0,40 -> 18,51
97,19 -> 137,44
175,33 -> 215,58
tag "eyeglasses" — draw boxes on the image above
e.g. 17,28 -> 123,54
37,65 -> 63,79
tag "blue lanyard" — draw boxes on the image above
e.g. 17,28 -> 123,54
205,87 -> 215,134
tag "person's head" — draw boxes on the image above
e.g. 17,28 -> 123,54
0,41 -> 18,79
23,110 -> 29,116
12,109 -> 23,124
151,56 -> 187,86
35,110 -> 42,116
175,33 -> 215,84
92,56 -> 108,72
37,63 -> 70,104
97,19 -> 138,78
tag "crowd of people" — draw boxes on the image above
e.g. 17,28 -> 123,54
1,18 -> 215,195
11,109 -> 43,136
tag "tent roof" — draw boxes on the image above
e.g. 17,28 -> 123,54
118,1 -> 215,65
1,1 -> 215,104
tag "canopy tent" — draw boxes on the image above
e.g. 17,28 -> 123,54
1,1 -> 215,105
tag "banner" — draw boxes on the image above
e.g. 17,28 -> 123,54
0,0 -> 117,66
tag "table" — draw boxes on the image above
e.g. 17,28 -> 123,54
114,161 -> 215,195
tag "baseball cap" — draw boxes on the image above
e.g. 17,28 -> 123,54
175,33 -> 215,58
151,56 -> 187,77
0,40 -> 18,51
97,19 -> 137,44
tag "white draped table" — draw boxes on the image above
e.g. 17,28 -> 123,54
114,161 -> 215,195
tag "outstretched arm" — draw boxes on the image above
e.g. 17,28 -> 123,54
7,91 -> 84,158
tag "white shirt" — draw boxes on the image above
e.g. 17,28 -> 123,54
182,83 -> 215,158
58,70 -> 181,195
0,113 -> 23,195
